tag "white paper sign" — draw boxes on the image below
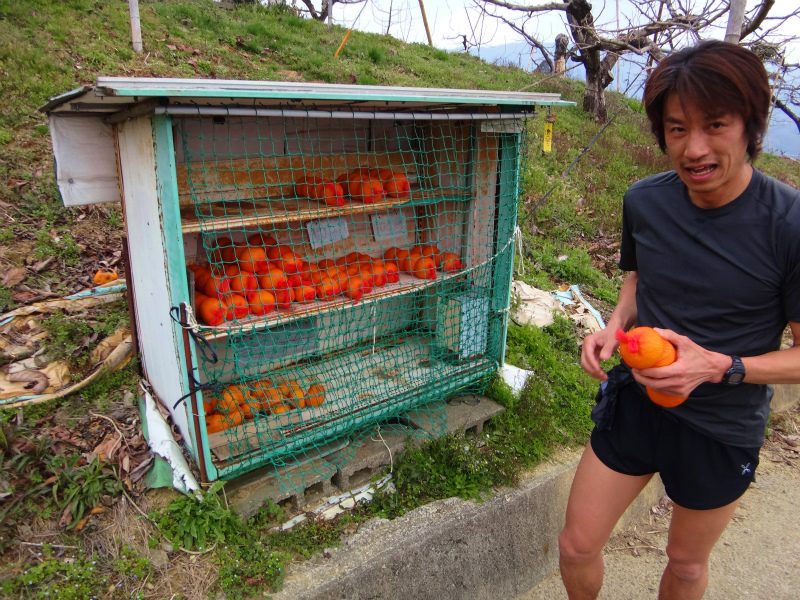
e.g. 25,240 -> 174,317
370,209 -> 407,243
306,217 -> 350,249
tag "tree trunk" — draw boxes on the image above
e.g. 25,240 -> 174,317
583,63 -> 611,122
554,33 -> 569,76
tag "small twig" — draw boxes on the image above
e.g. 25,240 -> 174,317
120,486 -> 151,522
17,541 -> 80,550
90,412 -> 129,457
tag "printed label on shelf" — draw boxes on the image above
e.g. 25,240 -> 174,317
306,216 -> 350,249
370,209 -> 407,243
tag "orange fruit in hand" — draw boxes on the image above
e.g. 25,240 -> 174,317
615,327 -> 687,407
615,327 -> 670,369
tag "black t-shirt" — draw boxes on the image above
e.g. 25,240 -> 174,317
619,168 -> 800,447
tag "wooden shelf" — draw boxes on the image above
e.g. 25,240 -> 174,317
204,336 -> 495,467
198,269 -> 467,341
180,189 -> 469,234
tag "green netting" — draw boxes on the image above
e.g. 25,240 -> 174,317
173,107 -> 527,487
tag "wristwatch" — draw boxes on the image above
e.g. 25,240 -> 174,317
722,355 -> 746,386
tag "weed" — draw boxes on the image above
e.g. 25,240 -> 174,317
150,481 -> 240,551
217,540 -> 286,600
0,128 -> 11,145
265,519 -> 343,559
356,74 -> 380,85
53,455 -> 122,529
0,283 -> 13,312
368,48 -> 386,65
34,229 -> 81,266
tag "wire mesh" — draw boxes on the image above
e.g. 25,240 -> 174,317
174,106 -> 527,485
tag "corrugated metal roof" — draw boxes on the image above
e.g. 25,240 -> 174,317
41,77 -> 575,113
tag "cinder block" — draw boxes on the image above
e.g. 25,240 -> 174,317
226,457 -> 336,520
331,426 -> 414,491
403,395 -> 504,438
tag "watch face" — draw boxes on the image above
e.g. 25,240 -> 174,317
727,372 -> 745,385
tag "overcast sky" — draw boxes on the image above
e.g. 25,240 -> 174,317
331,0 -> 799,55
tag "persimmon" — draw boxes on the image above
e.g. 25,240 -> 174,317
317,258 -> 337,270
236,246 -> 269,273
218,238 -> 244,264
258,387 -> 285,413
615,327 -> 688,407
278,381 -> 306,409
337,172 -> 385,204
341,275 -> 364,303
366,262 -> 387,287
194,291 -> 210,308
194,270 -> 231,298
306,383 -> 325,407
222,293 -> 249,321
225,266 -> 259,300
221,408 -> 244,428
438,252 -> 464,272
247,233 -> 277,247
216,384 -> 249,413
291,283 -> 317,304
615,327 -> 670,370
203,398 -> 215,414
295,174 -> 345,207
93,267 -> 119,285
257,270 -> 291,308
373,169 -> 411,197
206,413 -> 227,434
197,296 -> 228,326
381,260 -> 400,283
411,244 -> 440,260
411,256 -> 437,280
249,289 -> 277,316
298,262 -> 319,284
239,400 -> 256,419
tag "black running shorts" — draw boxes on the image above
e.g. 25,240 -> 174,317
590,384 -> 761,511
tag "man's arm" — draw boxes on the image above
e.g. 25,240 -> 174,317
636,322 -> 800,396
580,271 -> 639,381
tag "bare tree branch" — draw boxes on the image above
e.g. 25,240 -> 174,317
741,0 -> 775,39
774,97 -> 800,134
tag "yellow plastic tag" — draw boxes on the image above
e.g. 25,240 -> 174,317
543,122 -> 553,153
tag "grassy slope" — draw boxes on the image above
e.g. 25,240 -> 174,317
1,2 -> 799,596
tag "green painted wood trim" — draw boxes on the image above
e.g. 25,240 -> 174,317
107,87 -> 576,107
152,114 -> 219,481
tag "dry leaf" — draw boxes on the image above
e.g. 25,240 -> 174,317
59,505 -> 73,528
8,369 -> 49,393
2,267 -> 26,287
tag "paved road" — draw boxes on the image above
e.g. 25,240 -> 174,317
517,435 -> 800,600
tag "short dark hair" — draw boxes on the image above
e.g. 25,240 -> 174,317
643,41 -> 771,160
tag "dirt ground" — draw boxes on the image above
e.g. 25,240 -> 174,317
517,411 -> 800,600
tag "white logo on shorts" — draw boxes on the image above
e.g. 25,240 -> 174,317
741,463 -> 751,476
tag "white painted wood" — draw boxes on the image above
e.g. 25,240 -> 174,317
117,116 -> 192,449
49,116 -> 120,206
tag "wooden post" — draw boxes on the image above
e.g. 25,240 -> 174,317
128,0 -> 143,53
417,0 -> 434,47
725,0 -> 747,43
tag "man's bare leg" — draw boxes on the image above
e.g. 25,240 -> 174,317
559,442 -> 654,600
658,498 -> 741,600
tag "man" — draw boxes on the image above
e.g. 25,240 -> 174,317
558,41 -> 800,600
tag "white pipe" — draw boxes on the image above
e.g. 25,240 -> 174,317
154,106 -> 536,120
128,0 -> 143,53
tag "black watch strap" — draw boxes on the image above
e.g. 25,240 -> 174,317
722,355 -> 746,386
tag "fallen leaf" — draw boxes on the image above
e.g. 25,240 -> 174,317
59,505 -> 73,528
93,434 -> 119,460
31,257 -> 55,273
166,44 -> 176,50
349,74 -> 357,84
235,36 -> 245,48
128,455 -> 154,483
2,267 -> 26,287
8,369 -> 49,393
187,58 -> 199,73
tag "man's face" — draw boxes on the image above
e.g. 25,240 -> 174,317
663,94 -> 752,209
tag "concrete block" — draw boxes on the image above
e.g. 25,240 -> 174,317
404,395 -> 504,437
771,383 -> 800,413
271,460 -> 665,600
331,426 -> 414,491
226,457 -> 336,521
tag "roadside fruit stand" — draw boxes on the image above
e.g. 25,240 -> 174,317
42,78 -> 572,484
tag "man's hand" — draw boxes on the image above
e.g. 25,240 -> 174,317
633,328 -> 731,396
581,327 -> 621,381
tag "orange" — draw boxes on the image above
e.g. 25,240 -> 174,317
306,383 -> 325,408
249,289 -> 277,316
206,413 -> 226,434
647,388 -> 687,408
216,384 -> 248,413
247,233 -> 277,247
236,246 -> 269,273
197,296 -> 228,326
278,381 -> 306,409
615,327 -> 669,369
438,252 -> 464,272
411,256 -> 437,280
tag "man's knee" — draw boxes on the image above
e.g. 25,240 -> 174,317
665,546 -> 708,584
558,525 -> 603,564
